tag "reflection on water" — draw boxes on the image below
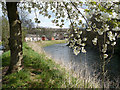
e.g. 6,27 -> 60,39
44,43 -> 120,80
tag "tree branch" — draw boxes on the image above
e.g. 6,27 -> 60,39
70,2 -> 89,27
63,2 -> 74,30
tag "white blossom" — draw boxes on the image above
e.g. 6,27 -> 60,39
77,34 -> 80,38
117,34 -> 120,38
107,31 -> 116,41
90,9 -> 95,15
77,39 -> 82,45
86,28 -> 92,31
112,12 -> 117,18
79,31 -> 82,35
92,23 -> 96,28
104,54 -> 108,59
88,21 -> 92,25
101,12 -> 109,19
80,43 -> 86,46
83,37 -> 87,41
97,29 -> 104,35
73,48 -> 80,55
75,30 -> 78,33
95,18 -> 101,22
111,42 -> 116,46
106,40 -> 110,44
85,12 -> 92,19
71,34 -> 74,37
69,42 -> 75,48
102,44 -> 107,53
74,38 -> 77,41
104,25 -> 109,31
114,4 -> 119,12
81,47 -> 86,53
92,37 -> 98,45
113,27 -> 120,31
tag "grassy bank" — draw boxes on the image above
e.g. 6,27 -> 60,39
0,42 -> 2,45
2,41 -> 98,88
37,40 -> 66,47
2,43 -> 85,88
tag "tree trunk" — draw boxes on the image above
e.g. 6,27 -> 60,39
6,2 -> 23,74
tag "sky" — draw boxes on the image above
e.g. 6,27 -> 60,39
28,10 -> 71,28
0,4 -> 2,17
0,2 -> 86,29
0,4 -> 2,37
27,5 -> 85,28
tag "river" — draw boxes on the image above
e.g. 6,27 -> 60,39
44,43 -> 120,85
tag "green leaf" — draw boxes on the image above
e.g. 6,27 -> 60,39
48,15 -> 51,18
61,19 -> 64,22
37,21 -> 41,23
84,9 -> 90,12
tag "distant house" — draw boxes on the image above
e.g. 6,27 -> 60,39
25,34 -> 41,42
41,35 -> 47,41
51,37 -> 55,40
58,33 -> 64,40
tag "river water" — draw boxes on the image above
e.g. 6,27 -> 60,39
44,43 -> 120,85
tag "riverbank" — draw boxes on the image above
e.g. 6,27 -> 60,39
37,40 -> 66,47
2,41 -> 98,88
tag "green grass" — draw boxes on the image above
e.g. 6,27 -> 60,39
2,42 -> 94,88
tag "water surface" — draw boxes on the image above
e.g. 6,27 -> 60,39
44,43 -> 120,80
